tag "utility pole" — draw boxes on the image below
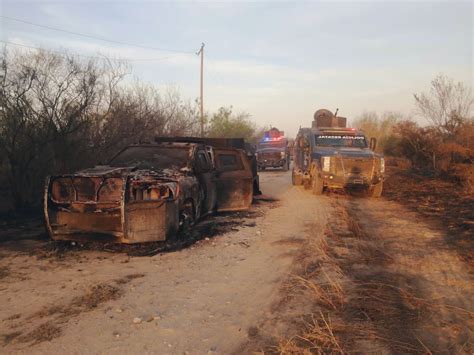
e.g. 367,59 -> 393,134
197,43 -> 205,137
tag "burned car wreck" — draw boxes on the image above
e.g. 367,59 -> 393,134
44,140 -> 255,244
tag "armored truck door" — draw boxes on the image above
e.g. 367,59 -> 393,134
213,148 -> 253,212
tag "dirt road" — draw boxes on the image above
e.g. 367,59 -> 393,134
1,171 -> 472,353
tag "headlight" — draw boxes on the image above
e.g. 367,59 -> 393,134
97,178 -> 123,202
280,151 -> 285,159
380,158 -> 385,173
322,156 -> 331,172
51,177 -> 75,202
130,183 -> 174,201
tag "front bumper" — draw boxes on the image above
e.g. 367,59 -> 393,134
45,199 -> 179,244
321,173 -> 383,189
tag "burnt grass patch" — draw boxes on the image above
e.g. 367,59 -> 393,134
384,166 -> 474,265
17,322 -> 62,345
336,201 -> 437,353
0,210 -> 47,244
2,274 -> 144,347
1,331 -> 22,346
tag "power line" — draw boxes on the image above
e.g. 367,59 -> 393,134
0,39 -> 178,62
1,15 -> 195,55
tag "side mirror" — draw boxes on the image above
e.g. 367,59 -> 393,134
369,137 -> 377,151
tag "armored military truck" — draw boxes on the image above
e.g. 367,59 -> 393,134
292,109 -> 384,197
256,128 -> 290,171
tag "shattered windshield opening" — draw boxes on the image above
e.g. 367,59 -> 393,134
109,146 -> 191,170
315,135 -> 367,148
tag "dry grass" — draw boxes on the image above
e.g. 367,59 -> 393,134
292,271 -> 345,312
274,312 -> 346,354
270,228 -> 352,354
244,193 -> 472,354
270,201 -> 447,354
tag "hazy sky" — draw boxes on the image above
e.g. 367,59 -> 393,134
1,0 -> 472,137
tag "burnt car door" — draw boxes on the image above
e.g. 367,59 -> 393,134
193,148 -> 217,216
213,148 -> 253,211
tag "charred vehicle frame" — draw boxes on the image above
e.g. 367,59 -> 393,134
44,140 -> 256,244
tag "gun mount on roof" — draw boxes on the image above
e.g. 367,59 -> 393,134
312,108 -> 347,129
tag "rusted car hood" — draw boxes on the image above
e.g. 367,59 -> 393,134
71,165 -> 183,181
74,166 -> 134,177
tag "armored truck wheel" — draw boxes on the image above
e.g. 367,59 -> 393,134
369,181 -> 383,198
311,175 -> 324,195
292,170 -> 303,185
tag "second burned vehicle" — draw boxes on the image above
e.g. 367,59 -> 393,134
256,128 -> 290,171
44,139 -> 256,244
292,109 -> 385,197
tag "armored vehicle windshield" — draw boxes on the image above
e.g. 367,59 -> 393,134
315,135 -> 367,148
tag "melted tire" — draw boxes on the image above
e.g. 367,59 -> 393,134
179,202 -> 195,235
